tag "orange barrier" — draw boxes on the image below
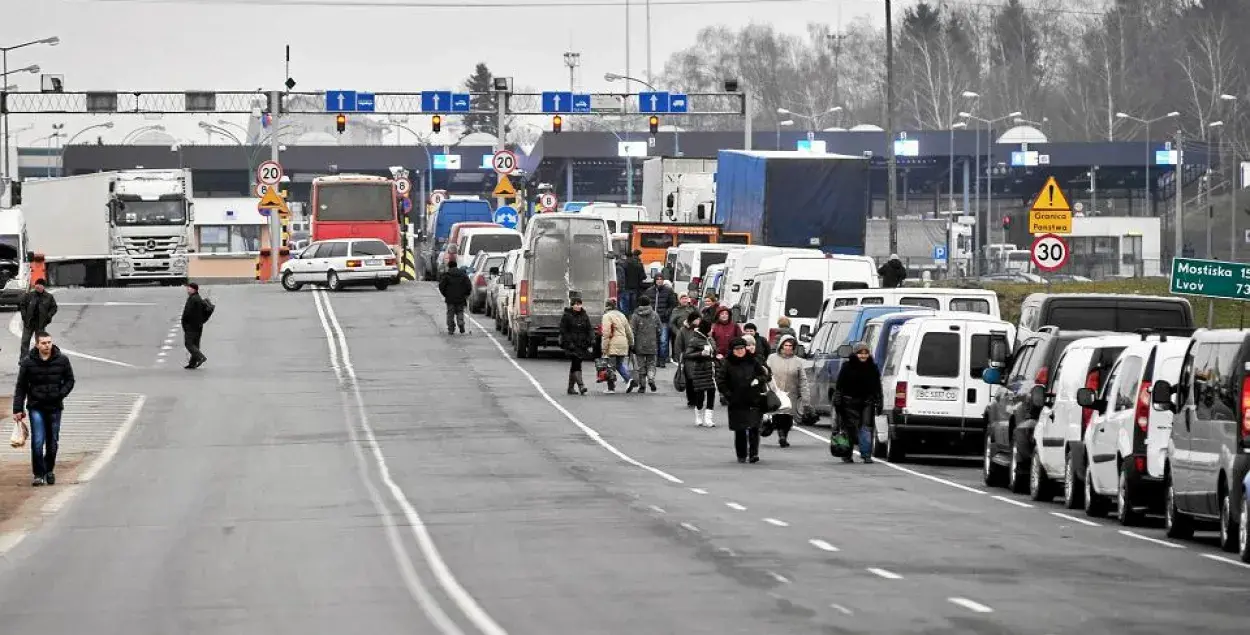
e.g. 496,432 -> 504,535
30,253 -> 47,287
255,247 -> 292,282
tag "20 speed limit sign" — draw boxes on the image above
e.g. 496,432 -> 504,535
492,150 -> 518,175
1031,233 -> 1069,272
256,160 -> 283,186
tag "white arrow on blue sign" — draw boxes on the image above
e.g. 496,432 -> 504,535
493,205 -> 519,229
326,90 -> 357,112
542,91 -> 573,113
668,93 -> 689,113
421,90 -> 453,113
451,93 -> 471,112
638,91 -> 670,113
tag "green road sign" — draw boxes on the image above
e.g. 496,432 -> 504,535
1170,257 -> 1250,300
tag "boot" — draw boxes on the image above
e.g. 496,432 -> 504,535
567,371 -> 577,395
778,431 -> 790,448
695,408 -> 705,426
704,409 -> 716,427
573,371 -> 588,395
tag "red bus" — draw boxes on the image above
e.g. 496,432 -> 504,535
310,174 -> 401,252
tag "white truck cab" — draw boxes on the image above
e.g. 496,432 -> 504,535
0,208 -> 31,306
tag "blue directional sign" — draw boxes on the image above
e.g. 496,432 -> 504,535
668,93 -> 689,113
451,93 -> 471,113
493,205 -> 519,229
571,93 -> 592,113
638,91 -> 670,113
431,154 -> 461,170
542,91 -> 573,113
355,92 -> 376,112
421,90 -> 453,113
326,90 -> 357,112
933,245 -> 948,261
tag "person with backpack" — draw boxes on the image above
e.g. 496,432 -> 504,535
181,282 -> 214,369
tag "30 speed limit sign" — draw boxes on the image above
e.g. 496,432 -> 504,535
492,150 -> 518,175
256,160 -> 283,186
1031,233 -> 1069,272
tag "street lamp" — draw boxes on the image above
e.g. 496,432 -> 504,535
1208,120 -> 1225,259
777,106 -> 842,133
960,110 -> 1020,257
776,120 -> 794,150
2,36 -> 60,182
57,121 -> 114,173
1115,110 -> 1179,216
949,121 -> 966,206
122,125 -> 167,144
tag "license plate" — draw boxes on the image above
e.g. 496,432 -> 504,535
365,259 -> 382,266
916,388 -> 958,401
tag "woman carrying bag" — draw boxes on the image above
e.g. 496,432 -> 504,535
683,317 -> 718,427
559,296 -> 595,395
834,341 -> 883,464
716,336 -> 772,464
765,335 -> 809,448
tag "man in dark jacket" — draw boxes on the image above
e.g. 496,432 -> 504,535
13,331 -> 75,486
643,274 -> 678,367
18,278 -> 57,355
438,258 -> 473,334
619,249 -> 647,315
742,322 -> 771,364
878,254 -> 907,288
181,282 -> 212,369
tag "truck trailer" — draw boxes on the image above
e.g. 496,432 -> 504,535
641,157 -> 717,223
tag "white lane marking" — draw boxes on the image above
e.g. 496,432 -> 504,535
155,358 -> 166,364
316,291 -> 505,635
160,345 -> 172,351
830,603 -> 854,616
763,517 -> 789,527
791,425 -> 988,495
725,502 -> 746,511
867,567 -> 903,580
992,495 -> 1034,508
809,539 -> 839,552
717,547 -> 736,557
1119,530 -> 1186,549
767,571 -> 791,584
648,505 -> 666,514
162,339 -> 173,345
1200,553 -> 1250,570
55,302 -> 158,307
468,316 -> 684,485
7,313 -> 136,368
680,522 -> 700,533
156,350 -> 166,357
690,488 -> 708,494
1051,512 -> 1102,527
948,597 -> 994,613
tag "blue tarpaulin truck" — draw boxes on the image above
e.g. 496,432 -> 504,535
713,150 -> 870,253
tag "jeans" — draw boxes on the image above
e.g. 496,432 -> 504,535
734,428 -> 760,460
619,291 -> 637,315
838,402 -> 875,460
20,326 -> 36,355
657,324 -> 670,363
609,354 -> 632,385
28,408 -> 62,478
183,327 -> 204,362
445,303 -> 466,332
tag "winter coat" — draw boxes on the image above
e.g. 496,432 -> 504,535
749,333 -> 771,365
769,327 -> 798,348
181,293 -> 210,329
600,309 -> 633,356
13,345 -> 75,413
643,284 -> 679,323
879,259 -> 907,288
622,257 -> 647,291
682,330 -> 717,392
700,302 -> 721,324
669,305 -> 698,333
559,307 -> 595,360
438,267 -> 473,304
709,308 -> 743,357
767,335 -> 810,415
19,289 -> 57,330
836,355 -> 884,409
629,306 -> 661,356
716,353 -> 772,431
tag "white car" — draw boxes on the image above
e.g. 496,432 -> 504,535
280,238 -> 398,292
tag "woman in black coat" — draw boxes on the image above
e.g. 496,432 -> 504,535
834,341 -> 883,463
559,297 -> 595,395
716,336 -> 773,464
684,316 -> 718,427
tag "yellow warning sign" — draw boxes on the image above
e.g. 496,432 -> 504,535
257,186 -> 290,215
493,174 -> 516,198
1028,176 -> 1073,234
1029,176 -> 1072,212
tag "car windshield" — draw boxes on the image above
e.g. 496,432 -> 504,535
113,200 -> 186,226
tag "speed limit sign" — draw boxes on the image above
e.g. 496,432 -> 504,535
1031,233 -> 1069,272
256,160 -> 283,186
539,192 -> 557,211
394,178 -> 411,197
492,150 -> 518,175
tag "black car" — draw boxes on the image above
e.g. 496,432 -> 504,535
982,327 -> 1117,493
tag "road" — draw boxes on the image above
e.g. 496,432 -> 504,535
0,282 -> 1246,634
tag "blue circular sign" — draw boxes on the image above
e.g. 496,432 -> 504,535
493,205 -> 519,229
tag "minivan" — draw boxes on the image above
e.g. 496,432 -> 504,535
742,254 -> 878,343
457,227 -> 523,260
419,198 -> 494,279
1149,329 -> 1250,560
1016,293 -> 1194,345
665,243 -> 752,296
578,203 -> 648,234
818,288 -> 1000,328
715,246 -> 824,315
503,213 -> 617,358
877,314 -> 1016,461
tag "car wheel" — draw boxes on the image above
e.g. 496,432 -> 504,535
1164,473 -> 1194,539
1063,451 -> 1083,510
1219,488 -> 1240,553
374,280 -> 389,291
885,430 -> 905,462
1008,436 -> 1029,494
515,332 -> 529,358
1116,463 -> 1142,526
982,432 -> 1006,487
1239,494 -> 1250,563
327,270 -> 343,291
1084,462 -> 1109,517
1029,449 -> 1054,502
281,271 -> 302,292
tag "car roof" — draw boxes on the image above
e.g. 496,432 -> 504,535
1065,333 -> 1149,349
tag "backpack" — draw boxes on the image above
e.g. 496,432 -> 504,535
202,297 -> 216,322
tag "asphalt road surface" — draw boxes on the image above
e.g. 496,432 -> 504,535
0,282 -> 1246,634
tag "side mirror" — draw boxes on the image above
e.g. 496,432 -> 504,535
1028,384 -> 1046,408
24,251 -> 34,262
837,344 -> 854,358
799,324 -> 812,341
489,266 -> 500,276
1075,387 -> 1102,410
981,367 -> 1003,385
1151,379 -> 1177,412
988,336 -> 1011,368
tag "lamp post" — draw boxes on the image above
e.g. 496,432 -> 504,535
57,121 -> 114,174
776,106 -> 843,135
776,120 -> 794,150
605,72 -> 661,204
122,125 -> 166,144
1220,94 -> 1239,261
960,109 -> 1020,261
1,36 -> 59,181
1208,120 -> 1225,261
563,51 -> 580,92
1114,110 -> 1179,217
949,121 -> 966,207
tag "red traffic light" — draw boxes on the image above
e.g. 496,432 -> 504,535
335,114 -> 346,134
1001,215 -> 1012,229
648,115 -> 659,134
431,115 -> 442,133
552,115 -> 563,133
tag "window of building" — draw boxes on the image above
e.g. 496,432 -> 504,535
197,225 -> 262,254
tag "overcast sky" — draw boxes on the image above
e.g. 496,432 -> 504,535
2,0 -> 883,151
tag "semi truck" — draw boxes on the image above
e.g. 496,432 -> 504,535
22,170 -> 194,286
0,208 -> 32,307
641,157 -> 717,223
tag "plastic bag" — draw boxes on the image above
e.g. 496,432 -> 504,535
829,430 -> 853,458
10,417 -> 29,448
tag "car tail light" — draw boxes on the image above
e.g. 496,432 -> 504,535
346,259 -> 361,268
1135,455 -> 1146,473
768,328 -> 780,344
519,280 -> 530,317
608,280 -> 618,301
475,274 -> 486,287
1135,381 -> 1151,432
1240,376 -> 1250,440
1034,366 -> 1049,386
894,381 -> 908,410
384,258 -> 396,266
1081,369 -> 1100,430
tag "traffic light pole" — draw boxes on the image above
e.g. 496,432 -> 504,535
496,86 -> 507,217
269,90 -> 282,282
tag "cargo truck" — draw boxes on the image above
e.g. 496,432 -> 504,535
22,170 -> 194,286
641,157 -> 717,223
714,150 -> 870,252
0,208 -> 32,307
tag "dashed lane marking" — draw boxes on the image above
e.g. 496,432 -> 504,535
1050,512 -> 1101,527
809,539 -> 839,552
1119,530 -> 1186,549
830,604 -> 854,616
689,488 -> 708,494
725,502 -> 746,511
948,597 -> 994,613
680,522 -> 700,533
1200,554 -> 1250,570
763,518 -> 789,527
767,571 -> 791,584
992,495 -> 1034,508
867,568 -> 903,580
648,505 -> 666,514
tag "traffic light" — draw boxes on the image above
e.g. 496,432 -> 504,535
1002,215 -> 1012,229
335,114 -> 346,134
432,115 -> 442,133
649,116 -> 659,135
552,115 -> 562,133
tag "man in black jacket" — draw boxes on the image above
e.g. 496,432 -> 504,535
438,258 -> 473,334
878,254 -> 908,288
18,278 -> 57,356
181,282 -> 211,369
13,331 -> 76,486
643,274 -> 678,367
619,250 -> 647,315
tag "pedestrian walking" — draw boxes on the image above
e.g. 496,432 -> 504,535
18,278 -> 57,355
683,317 -> 718,426
559,296 -> 594,395
709,306 -> 743,358
700,293 -> 721,324
643,273 -> 678,367
438,258 -> 472,334
878,254 -> 908,288
716,336 -> 771,464
181,282 -> 214,369
600,298 -> 635,393
834,341 -> 883,463
629,296 -> 661,393
13,331 -> 75,486
672,309 -> 699,407
743,322 -> 771,364
668,294 -> 698,366
766,335 -> 809,448
770,317 -> 798,348
619,250 -> 646,315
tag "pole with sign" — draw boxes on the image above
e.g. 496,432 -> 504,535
1030,233 -> 1069,272
1169,256 -> 1250,327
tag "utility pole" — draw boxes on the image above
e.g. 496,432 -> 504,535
1174,128 -> 1184,262
645,0 -> 653,87
884,0 -> 898,255
563,51 -> 580,93
268,90 -> 282,282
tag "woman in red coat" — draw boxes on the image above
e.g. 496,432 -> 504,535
709,306 -> 743,358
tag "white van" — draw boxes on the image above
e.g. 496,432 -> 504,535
740,254 -> 878,341
877,313 -> 1016,461
819,288 -> 1000,327
0,207 -> 30,308
717,246 -> 824,314
579,203 -> 648,234
457,227 -> 523,260
666,243 -> 752,297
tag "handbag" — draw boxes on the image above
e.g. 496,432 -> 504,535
595,357 -> 616,383
761,379 -> 786,414
673,361 -> 687,392
10,417 -> 29,448
829,430 -> 853,458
